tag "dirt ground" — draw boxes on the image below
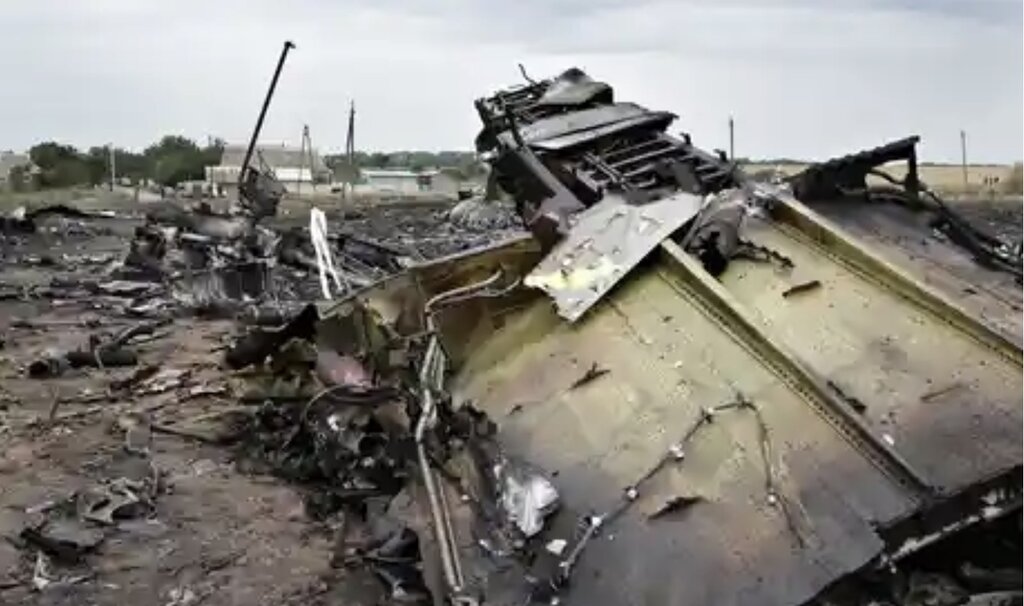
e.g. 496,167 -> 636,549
0,208 -> 423,606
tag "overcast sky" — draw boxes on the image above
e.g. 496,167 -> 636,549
1,0 -> 1021,162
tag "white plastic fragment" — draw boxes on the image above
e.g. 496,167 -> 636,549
496,459 -> 560,537
545,539 -> 568,556
309,207 -> 344,300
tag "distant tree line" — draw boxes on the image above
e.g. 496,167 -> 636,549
21,136 -> 225,190
12,139 -> 487,192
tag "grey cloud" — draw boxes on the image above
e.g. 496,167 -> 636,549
0,0 -> 1019,162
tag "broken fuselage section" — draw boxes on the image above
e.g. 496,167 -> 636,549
474,67 -> 741,246
475,67 -> 755,321
299,69 -> 1022,605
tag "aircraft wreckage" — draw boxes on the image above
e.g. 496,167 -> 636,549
228,68 -> 1020,605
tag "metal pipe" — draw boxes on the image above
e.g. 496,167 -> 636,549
239,40 -> 296,189
412,270 -> 512,602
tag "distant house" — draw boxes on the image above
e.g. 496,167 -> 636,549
357,169 -> 460,199
0,151 -> 36,190
206,144 -> 330,196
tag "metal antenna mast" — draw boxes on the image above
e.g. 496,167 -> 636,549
342,101 -> 356,199
238,41 -> 295,191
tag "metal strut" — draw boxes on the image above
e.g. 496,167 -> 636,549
238,40 -> 295,190
415,270 -> 519,605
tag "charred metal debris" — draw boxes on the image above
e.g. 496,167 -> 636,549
229,277 -> 565,605
790,136 -> 1023,279
227,67 -> 1021,605
4,64 -> 1020,606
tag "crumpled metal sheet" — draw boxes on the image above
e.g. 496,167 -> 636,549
524,192 -> 702,322
535,67 -> 613,107
527,112 -> 676,153
518,102 -> 659,145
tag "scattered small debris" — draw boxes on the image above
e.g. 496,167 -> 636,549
568,362 -> 610,390
647,495 -> 704,521
781,279 -> 822,298
119,412 -> 153,455
0,62 -> 1018,606
20,520 -> 104,564
32,552 -> 92,592
545,539 -> 568,556
921,382 -> 967,402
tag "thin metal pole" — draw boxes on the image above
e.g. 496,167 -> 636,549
960,129 -> 968,193
297,125 -> 307,197
344,101 -> 355,200
238,40 -> 295,189
728,116 -> 735,160
108,144 -> 116,191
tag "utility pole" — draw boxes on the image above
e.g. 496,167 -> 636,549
108,144 -> 116,191
728,115 -> 735,160
297,124 -> 311,197
343,101 -> 356,200
300,124 -> 315,195
960,129 -> 968,193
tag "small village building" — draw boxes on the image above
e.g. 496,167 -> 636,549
0,152 -> 37,190
206,144 -> 330,196
356,168 -> 460,199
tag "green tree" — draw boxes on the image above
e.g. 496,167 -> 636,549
367,152 -> 390,168
84,146 -> 109,186
144,135 -> 207,187
29,142 -> 90,188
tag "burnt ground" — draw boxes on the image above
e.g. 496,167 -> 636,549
0,201 -> 515,606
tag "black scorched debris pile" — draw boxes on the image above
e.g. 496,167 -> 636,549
0,179 -> 519,323
812,513 -> 1022,606
229,295 -> 562,605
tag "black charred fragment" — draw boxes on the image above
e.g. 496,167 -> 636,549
0,204 -> 96,235
826,379 -> 868,414
474,67 -> 743,247
647,495 -> 704,521
790,136 -> 1022,278
19,524 -> 104,565
733,239 -> 796,271
782,280 -> 822,298
225,304 -> 319,369
790,136 -> 922,203
569,362 -> 610,390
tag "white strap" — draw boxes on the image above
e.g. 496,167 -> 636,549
309,207 -> 345,299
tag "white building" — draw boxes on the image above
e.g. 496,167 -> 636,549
206,144 -> 330,195
356,169 -> 460,199
0,151 -> 36,190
